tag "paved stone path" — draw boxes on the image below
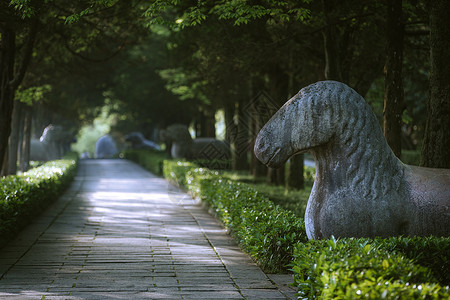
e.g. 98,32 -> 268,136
0,159 -> 296,299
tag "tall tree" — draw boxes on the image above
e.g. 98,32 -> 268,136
383,0 -> 404,158
420,0 -> 450,168
0,4 -> 38,175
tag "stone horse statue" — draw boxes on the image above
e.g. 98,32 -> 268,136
125,132 -> 161,151
161,124 -> 230,161
30,125 -> 73,161
254,81 -> 449,239
95,135 -> 118,159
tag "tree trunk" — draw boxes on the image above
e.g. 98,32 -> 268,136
0,24 -> 16,176
249,78 -> 267,177
233,100 -> 249,171
197,110 -> 215,138
420,0 -> 450,168
265,67 -> 287,185
322,0 -> 342,81
20,105 -> 32,172
287,154 -> 305,190
383,0 -> 404,159
223,102 -> 235,147
0,19 -> 37,174
286,48 -> 305,190
7,101 -> 22,175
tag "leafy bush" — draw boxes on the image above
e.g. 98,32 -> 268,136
401,150 -> 421,166
375,236 -> 450,285
291,237 -> 449,299
192,158 -> 232,170
0,159 -> 77,247
122,149 -> 169,176
220,167 -> 315,217
247,183 -> 312,217
163,160 -> 307,272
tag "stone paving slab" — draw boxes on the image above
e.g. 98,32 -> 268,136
0,159 -> 296,299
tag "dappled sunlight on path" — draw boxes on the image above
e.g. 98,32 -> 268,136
0,159 -> 295,299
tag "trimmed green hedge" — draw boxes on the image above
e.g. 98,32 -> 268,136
164,160 -> 307,273
122,149 -> 169,176
292,236 -> 449,299
0,159 -> 77,247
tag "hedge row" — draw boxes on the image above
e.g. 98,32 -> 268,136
293,237 -> 449,299
122,149 -> 169,176
162,159 -> 449,298
0,159 -> 77,247
163,160 -> 307,273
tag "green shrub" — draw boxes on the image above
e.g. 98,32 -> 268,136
0,159 -> 77,247
375,236 -> 450,285
163,160 -> 307,272
192,158 -> 232,170
401,150 -> 421,166
291,237 -> 449,299
122,149 -> 169,176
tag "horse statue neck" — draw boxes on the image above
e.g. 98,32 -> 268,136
308,92 -> 404,198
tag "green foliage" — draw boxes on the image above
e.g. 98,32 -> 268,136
72,105 -> 118,157
291,237 -> 449,299
376,236 -> 450,285
249,183 -> 311,217
0,159 -> 77,248
401,150 -> 421,166
220,166 -> 315,217
9,0 -> 34,18
163,160 -> 307,272
143,0 -> 311,27
15,85 -> 52,106
122,149 -> 169,176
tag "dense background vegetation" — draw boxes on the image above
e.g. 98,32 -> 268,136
1,0 -> 449,182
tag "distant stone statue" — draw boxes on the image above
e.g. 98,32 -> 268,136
125,132 -> 161,151
161,124 -> 230,161
95,135 -> 118,159
30,125 -> 73,161
254,81 -> 450,239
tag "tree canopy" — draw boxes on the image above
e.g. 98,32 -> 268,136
1,0 -> 448,175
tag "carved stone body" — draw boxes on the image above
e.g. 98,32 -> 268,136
162,124 -> 230,161
254,81 -> 449,239
95,135 -> 118,159
125,132 -> 161,151
30,125 -> 73,161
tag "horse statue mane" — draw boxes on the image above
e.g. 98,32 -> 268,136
255,81 -> 449,239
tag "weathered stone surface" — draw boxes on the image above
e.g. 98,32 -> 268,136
255,80 -> 450,239
94,134 -> 118,158
30,124 -> 74,161
125,131 -> 161,151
